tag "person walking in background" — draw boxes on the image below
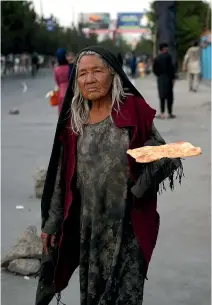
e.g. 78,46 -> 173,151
66,51 -> 75,79
153,43 -> 176,119
138,60 -> 145,78
183,41 -> 201,92
5,54 -> 14,75
130,51 -> 137,85
31,51 -> 39,76
54,48 -> 69,114
50,56 -> 56,69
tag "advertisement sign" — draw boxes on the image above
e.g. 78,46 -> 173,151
79,13 -> 110,30
43,18 -> 56,31
117,13 -> 148,30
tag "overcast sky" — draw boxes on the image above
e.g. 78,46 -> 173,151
32,0 -> 151,26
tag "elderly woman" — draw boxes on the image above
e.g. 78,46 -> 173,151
36,46 -> 183,305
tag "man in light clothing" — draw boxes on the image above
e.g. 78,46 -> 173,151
183,41 -> 201,92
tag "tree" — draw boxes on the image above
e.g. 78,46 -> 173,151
116,36 -> 132,54
148,1 -> 211,62
147,2 -> 157,57
134,39 -> 153,55
176,1 -> 211,59
1,1 -> 37,54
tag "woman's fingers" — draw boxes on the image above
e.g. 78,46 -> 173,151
41,232 -> 57,254
41,232 -> 50,255
50,234 -> 56,248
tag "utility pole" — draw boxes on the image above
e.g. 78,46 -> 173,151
113,20 -> 117,45
72,5 -> 75,27
152,31 -> 157,58
155,1 -> 177,73
40,0 -> 44,19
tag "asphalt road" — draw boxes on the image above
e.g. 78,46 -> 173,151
1,70 -> 211,305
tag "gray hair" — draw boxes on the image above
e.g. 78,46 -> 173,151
70,51 -> 125,135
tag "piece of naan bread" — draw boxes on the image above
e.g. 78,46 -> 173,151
127,141 -> 202,163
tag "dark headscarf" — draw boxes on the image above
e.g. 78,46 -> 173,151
56,48 -> 68,66
60,46 -> 142,121
68,63 -> 74,79
117,52 -> 123,67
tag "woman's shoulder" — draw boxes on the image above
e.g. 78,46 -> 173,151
125,94 -> 155,112
124,95 -> 156,128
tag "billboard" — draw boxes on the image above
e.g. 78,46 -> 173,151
43,17 -> 56,31
117,13 -> 148,30
79,13 -> 110,30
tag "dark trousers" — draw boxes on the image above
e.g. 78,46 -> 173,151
160,89 -> 173,114
131,67 -> 136,78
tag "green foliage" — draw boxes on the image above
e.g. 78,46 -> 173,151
176,1 -> 211,59
1,1 -> 37,54
1,1 -> 131,55
134,39 -> 153,55
147,2 -> 157,34
149,1 -> 211,60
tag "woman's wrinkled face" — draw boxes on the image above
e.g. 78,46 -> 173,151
77,55 -> 113,101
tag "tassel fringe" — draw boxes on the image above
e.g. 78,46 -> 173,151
56,292 -> 66,305
156,158 -> 184,195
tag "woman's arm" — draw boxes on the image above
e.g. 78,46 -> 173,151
42,147 -> 64,235
150,123 -> 166,144
131,123 -> 183,199
183,50 -> 189,71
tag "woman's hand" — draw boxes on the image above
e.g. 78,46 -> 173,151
182,65 -> 187,72
41,232 -> 57,255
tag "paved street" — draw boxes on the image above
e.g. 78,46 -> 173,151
1,70 -> 211,305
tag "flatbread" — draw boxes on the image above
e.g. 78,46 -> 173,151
127,141 -> 202,163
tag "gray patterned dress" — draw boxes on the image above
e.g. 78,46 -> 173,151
77,116 -> 145,305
